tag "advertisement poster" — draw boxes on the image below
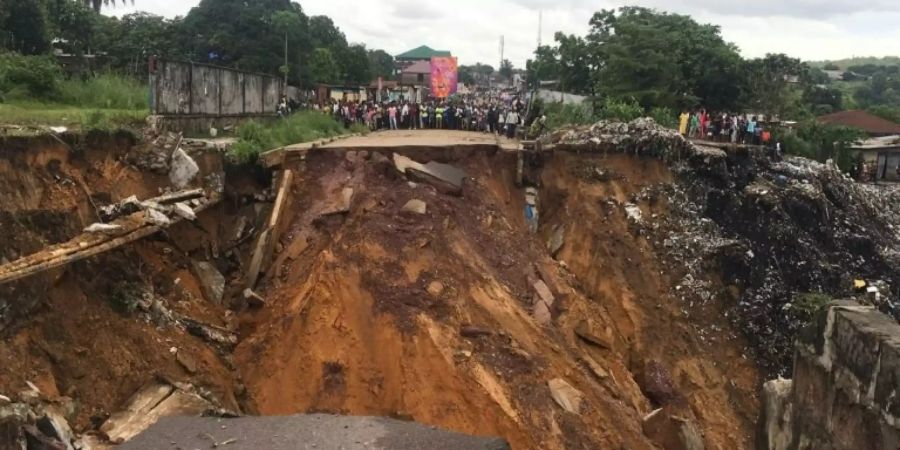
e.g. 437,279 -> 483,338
430,56 -> 458,98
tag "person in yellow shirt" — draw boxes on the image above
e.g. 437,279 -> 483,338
678,111 -> 690,136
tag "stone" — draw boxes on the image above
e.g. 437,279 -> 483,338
36,408 -> 74,450
101,383 -> 212,444
243,288 -> 266,308
574,320 -> 613,350
548,378 -> 583,414
320,187 -> 354,217
639,360 -> 677,406
191,261 -> 225,304
547,225 -> 565,257
533,280 -> 555,307
402,199 -> 427,215
426,281 -> 444,298
172,203 -> 196,221
581,355 -> 610,380
168,148 -> 200,189
625,203 -> 643,223
23,424 -> 66,450
175,351 -> 198,374
533,300 -> 552,325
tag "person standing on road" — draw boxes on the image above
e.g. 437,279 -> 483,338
435,104 -> 445,129
388,103 -> 398,130
409,102 -> 419,130
505,109 -> 519,139
688,112 -> 699,138
678,111 -> 689,136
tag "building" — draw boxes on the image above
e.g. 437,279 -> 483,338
817,110 -> 900,137
854,135 -> 900,182
399,60 -> 432,87
395,45 -> 451,65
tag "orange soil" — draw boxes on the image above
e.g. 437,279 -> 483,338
235,149 -> 760,449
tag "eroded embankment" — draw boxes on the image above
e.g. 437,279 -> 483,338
234,147 -> 761,449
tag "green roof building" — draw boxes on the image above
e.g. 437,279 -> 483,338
395,45 -> 451,61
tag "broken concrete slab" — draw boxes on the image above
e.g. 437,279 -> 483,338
548,378 -> 583,414
393,154 -> 467,194
169,148 -> 200,189
144,208 -> 171,227
191,261 -> 225,305
402,199 -> 427,215
171,203 -> 196,221
574,320 -> 614,350
83,223 -> 123,234
120,414 -> 511,450
101,383 -> 212,444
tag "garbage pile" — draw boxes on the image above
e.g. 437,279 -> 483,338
671,152 -> 900,374
541,117 -> 697,160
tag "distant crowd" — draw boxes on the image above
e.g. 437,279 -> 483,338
277,93 -> 529,139
678,109 -> 773,146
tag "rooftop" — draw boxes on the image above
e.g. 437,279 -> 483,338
817,110 -> 900,135
396,45 -> 451,60
402,60 -> 432,74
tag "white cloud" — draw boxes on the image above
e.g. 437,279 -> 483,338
107,0 -> 900,67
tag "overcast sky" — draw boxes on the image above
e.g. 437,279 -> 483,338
109,0 -> 900,68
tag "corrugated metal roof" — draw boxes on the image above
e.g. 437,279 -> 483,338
817,110 -> 900,135
396,45 -> 451,60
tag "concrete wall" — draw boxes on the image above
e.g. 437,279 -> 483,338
760,301 -> 900,450
151,60 -> 283,116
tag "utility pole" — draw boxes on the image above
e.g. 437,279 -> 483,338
500,35 -> 505,70
538,11 -> 542,48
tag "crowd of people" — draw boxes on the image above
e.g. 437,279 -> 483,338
316,98 -> 528,139
678,109 -> 773,146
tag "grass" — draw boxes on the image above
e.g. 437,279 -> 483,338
0,101 -> 146,129
0,73 -> 148,130
229,112 -> 364,164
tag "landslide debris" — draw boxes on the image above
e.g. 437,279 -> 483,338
547,117 -> 900,374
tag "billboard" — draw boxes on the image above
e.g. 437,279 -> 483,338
430,56 -> 458,98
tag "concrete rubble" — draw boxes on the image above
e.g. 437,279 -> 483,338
402,199 -> 428,215
191,261 -> 225,304
393,153 -> 468,195
169,148 -> 200,189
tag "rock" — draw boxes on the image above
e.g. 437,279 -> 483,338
169,148 -> 200,189
393,154 -> 467,191
23,424 -> 66,450
191,261 -> 225,304
402,199 -> 427,215
320,187 -> 354,217
547,225 -> 565,257
574,320 -> 614,350
533,280 -> 555,307
243,288 -> 266,308
548,378 -> 583,414
175,351 -> 198,374
426,281 -> 444,298
533,300 -> 552,325
171,203 -> 196,221
581,355 -> 610,380
101,383 -> 213,444
460,325 -> 493,338
639,360 -> 677,406
625,203 -> 643,223
83,223 -> 123,234
642,408 -> 704,450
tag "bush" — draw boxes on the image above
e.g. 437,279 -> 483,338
229,112 -> 350,164
543,102 -> 597,130
596,98 -> 644,122
649,107 -> 677,129
0,52 -> 62,99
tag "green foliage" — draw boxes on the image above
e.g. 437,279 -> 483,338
649,107 -> 676,129
308,48 -> 340,85
0,52 -> 62,98
867,105 -> 900,123
596,98 -> 644,122
229,112 -> 349,164
58,74 -> 148,109
367,49 -> 395,81
542,102 -> 597,130
499,59 -> 514,82
780,121 -> 866,172
792,293 -> 833,323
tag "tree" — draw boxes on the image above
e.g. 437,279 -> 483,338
587,7 -> 744,110
367,49 -> 394,80
1,0 -> 51,54
743,54 -> 807,116
342,44 -> 371,85
271,10 -> 302,86
308,47 -> 339,84
48,0 -> 98,55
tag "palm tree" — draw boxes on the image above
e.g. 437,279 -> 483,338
81,0 -> 133,13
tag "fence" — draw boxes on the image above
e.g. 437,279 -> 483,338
149,59 -> 284,116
